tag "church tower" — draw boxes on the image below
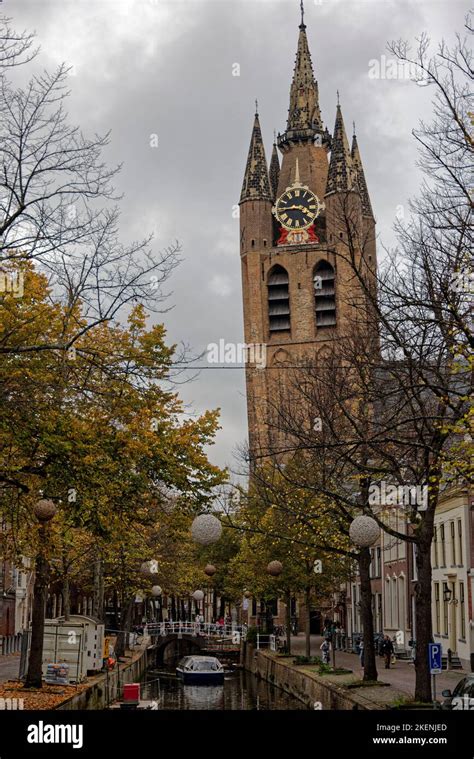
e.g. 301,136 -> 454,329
239,5 -> 376,463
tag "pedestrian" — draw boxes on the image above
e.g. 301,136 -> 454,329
340,626 -> 346,650
358,639 -> 364,669
320,638 -> 331,665
382,635 -> 395,669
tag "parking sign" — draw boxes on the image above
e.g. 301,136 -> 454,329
428,643 -> 442,674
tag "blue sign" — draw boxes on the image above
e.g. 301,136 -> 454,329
429,643 -> 442,674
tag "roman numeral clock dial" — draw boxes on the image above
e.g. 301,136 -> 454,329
272,163 -> 324,245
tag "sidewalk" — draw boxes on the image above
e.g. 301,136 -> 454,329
0,654 -> 20,684
290,635 -> 464,698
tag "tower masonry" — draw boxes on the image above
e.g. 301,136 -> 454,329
239,11 -> 376,462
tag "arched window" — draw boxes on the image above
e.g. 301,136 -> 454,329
314,260 -> 336,327
268,265 -> 290,332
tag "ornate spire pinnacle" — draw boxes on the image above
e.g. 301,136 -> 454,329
269,138 -> 280,201
278,11 -> 326,147
326,104 -> 355,195
351,132 -> 374,218
240,111 -> 272,203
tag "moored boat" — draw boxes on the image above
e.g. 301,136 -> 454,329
176,655 -> 224,684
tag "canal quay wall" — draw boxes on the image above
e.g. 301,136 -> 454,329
244,646 -> 392,710
56,646 -> 149,710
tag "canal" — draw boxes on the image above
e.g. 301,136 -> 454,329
140,667 -> 308,710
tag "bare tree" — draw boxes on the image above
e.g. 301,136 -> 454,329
0,17 -> 180,357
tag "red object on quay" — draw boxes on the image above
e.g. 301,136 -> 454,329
123,684 -> 140,703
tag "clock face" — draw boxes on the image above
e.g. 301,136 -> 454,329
274,187 -> 321,230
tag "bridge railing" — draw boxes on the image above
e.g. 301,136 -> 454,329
145,622 -> 246,642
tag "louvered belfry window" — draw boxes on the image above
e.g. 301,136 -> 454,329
314,260 -> 336,327
268,265 -> 290,332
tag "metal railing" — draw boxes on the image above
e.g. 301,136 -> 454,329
0,633 -> 22,655
145,622 -> 246,641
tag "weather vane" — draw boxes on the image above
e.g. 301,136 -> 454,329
255,98 -> 258,115
300,0 -> 305,27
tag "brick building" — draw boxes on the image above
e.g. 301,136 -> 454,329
239,8 -> 376,462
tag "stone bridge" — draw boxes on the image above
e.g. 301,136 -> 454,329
145,622 -> 245,667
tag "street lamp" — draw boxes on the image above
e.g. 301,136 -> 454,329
349,515 -> 380,548
443,587 -> 452,603
190,514 -> 222,545
25,499 -> 57,688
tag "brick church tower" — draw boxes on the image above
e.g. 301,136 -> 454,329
239,5 -> 376,464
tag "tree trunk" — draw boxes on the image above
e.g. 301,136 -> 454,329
358,548 -> 378,681
285,591 -> 292,654
25,529 -> 50,689
414,523 -> 435,701
63,574 -> 70,621
112,589 -> 119,629
304,586 -> 311,658
114,596 -> 134,659
92,550 -> 104,622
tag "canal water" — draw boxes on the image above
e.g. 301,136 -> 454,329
141,668 -> 308,710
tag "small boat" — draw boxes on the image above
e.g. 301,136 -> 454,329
176,655 -> 224,684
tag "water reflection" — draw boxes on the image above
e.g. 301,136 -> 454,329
141,669 -> 308,711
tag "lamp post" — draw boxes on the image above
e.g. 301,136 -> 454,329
25,499 -> 57,688
443,586 -> 452,603
349,515 -> 380,682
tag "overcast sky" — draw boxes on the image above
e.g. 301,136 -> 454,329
11,0 -> 470,475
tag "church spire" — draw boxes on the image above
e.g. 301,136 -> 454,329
326,103 -> 355,195
278,6 -> 326,148
269,135 -> 280,201
240,110 -> 272,203
351,131 -> 374,218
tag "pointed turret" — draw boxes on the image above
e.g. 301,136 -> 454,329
269,139 -> 280,201
351,132 -> 374,218
325,104 -> 355,196
278,8 -> 328,148
240,111 -> 272,203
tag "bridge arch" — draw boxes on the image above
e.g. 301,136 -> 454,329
154,634 -> 204,667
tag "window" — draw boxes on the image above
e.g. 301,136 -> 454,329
442,582 -> 449,634
391,578 -> 398,629
314,260 -> 336,327
268,265 -> 290,332
458,519 -> 463,566
433,527 -> 438,568
450,522 -> 456,566
385,578 -> 391,628
460,582 -> 465,639
266,598 -> 278,616
440,524 -> 446,567
376,547 -> 381,578
435,583 -> 440,634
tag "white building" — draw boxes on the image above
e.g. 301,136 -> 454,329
431,486 -> 473,670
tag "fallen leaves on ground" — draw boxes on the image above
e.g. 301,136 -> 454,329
0,680 -> 91,710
